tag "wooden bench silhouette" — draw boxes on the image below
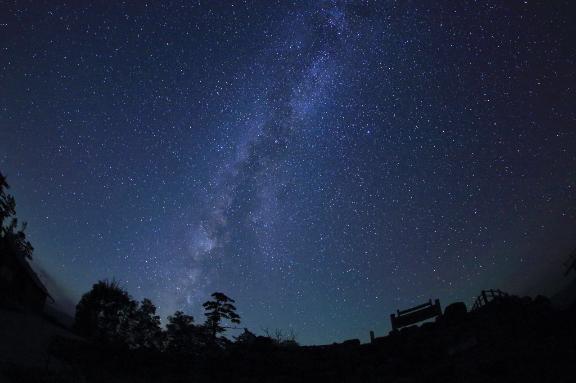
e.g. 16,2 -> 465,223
390,299 -> 442,330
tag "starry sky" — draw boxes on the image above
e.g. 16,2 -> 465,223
1,1 -> 575,344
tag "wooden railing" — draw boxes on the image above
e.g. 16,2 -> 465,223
471,289 -> 509,311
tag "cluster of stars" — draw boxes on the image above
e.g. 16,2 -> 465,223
1,1 -> 575,344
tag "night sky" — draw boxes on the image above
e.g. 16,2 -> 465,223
1,1 -> 575,345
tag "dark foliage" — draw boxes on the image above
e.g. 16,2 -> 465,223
74,282 -> 245,355
0,171 -> 33,261
202,292 -> 241,340
165,310 -> 210,354
234,328 -> 257,345
74,280 -> 163,350
74,280 -> 137,345
130,298 -> 164,351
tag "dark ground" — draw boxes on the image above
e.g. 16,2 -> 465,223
1,291 -> 576,383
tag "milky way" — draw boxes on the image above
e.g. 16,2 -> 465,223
1,1 -> 575,344
174,3 -> 346,311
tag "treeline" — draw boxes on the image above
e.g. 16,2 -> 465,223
74,280 -> 255,353
1,169 -> 297,354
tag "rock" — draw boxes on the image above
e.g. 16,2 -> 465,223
443,302 -> 467,325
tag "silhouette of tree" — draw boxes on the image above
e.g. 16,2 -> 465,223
166,310 -> 209,353
234,328 -> 257,345
0,172 -> 16,228
0,171 -> 33,260
263,328 -> 299,347
74,280 -> 138,346
202,292 -> 241,340
129,298 -> 163,350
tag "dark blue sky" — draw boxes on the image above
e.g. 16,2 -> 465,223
1,1 -> 575,344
